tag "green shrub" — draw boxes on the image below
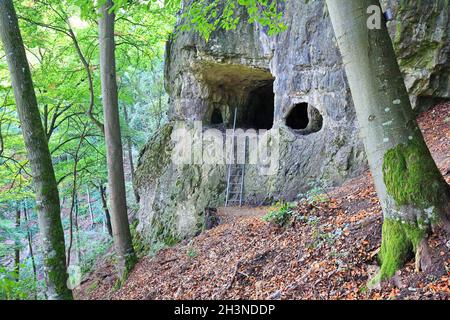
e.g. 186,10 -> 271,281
187,246 -> 197,258
299,186 -> 330,204
0,262 -> 40,300
297,180 -> 330,205
80,236 -> 112,275
262,201 -> 296,227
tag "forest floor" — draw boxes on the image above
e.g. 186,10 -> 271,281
75,103 -> 450,300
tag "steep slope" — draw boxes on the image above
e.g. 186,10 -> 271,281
135,0 -> 450,247
76,103 -> 449,300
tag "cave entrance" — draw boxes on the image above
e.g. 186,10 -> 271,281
199,63 -> 275,130
211,108 -> 223,125
286,103 -> 309,129
239,81 -> 274,130
286,103 -> 323,134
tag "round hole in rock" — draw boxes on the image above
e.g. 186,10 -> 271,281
286,103 -> 323,134
286,103 -> 309,129
210,108 -> 223,125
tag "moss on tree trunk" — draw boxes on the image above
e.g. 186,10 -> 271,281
383,139 -> 449,211
326,0 -> 450,284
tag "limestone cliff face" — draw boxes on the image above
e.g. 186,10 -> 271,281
134,0 -> 450,247
384,0 -> 450,112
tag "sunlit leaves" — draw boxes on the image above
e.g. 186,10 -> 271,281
181,0 -> 287,41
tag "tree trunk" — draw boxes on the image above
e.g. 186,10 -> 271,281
98,0 -> 136,278
326,0 -> 450,282
123,105 -> 140,203
66,132 -> 84,267
99,184 -> 113,237
0,0 -> 72,299
14,209 -> 20,281
23,207 -> 38,299
74,194 -> 81,264
86,187 -> 95,228
23,208 -> 37,282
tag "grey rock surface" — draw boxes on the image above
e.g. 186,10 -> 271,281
134,0 -> 450,247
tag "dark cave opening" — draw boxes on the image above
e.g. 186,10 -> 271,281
286,103 -> 309,129
286,103 -> 323,134
239,81 -> 275,130
210,108 -> 223,125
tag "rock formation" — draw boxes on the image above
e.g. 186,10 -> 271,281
134,0 -> 450,247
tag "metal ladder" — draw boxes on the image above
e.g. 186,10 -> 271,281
225,109 -> 246,207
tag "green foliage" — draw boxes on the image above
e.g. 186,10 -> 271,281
0,216 -> 24,257
181,0 -> 287,41
296,214 -> 319,226
308,226 -> 339,249
0,261 -> 40,300
262,201 -> 295,227
0,0 -> 175,205
186,242 -> 198,258
0,0 -> 289,300
0,0 -> 178,300
79,234 -> 113,275
298,185 -> 330,205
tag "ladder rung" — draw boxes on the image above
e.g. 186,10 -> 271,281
224,107 -> 246,207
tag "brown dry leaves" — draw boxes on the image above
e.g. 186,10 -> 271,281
78,103 -> 450,301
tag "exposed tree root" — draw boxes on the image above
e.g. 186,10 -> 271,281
415,238 -> 432,273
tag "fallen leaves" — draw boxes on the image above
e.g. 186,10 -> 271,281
76,103 -> 450,301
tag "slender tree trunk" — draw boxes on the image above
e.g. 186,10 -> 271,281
67,194 -> 75,267
0,0 -> 72,299
23,207 -> 38,299
74,194 -> 81,263
100,184 -> 113,237
326,0 -> 450,283
123,105 -> 140,203
66,132 -> 84,267
23,208 -> 37,282
99,0 -> 136,278
86,187 -> 95,227
14,209 -> 20,281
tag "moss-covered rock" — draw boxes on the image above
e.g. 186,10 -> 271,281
133,124 -> 174,190
134,0 -> 450,257
384,0 -> 450,112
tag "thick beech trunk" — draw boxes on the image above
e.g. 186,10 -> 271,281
99,0 -> 136,278
0,0 -> 72,299
326,0 -> 450,282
